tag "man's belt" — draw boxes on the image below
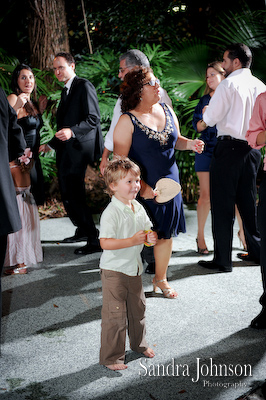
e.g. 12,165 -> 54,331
218,136 -> 246,143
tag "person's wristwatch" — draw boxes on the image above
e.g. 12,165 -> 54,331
200,119 -> 208,129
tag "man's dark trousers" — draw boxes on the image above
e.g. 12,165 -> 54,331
210,138 -> 261,268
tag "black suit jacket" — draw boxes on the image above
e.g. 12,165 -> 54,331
50,76 -> 104,172
0,88 -> 26,236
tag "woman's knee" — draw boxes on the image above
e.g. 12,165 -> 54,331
198,191 -> 210,204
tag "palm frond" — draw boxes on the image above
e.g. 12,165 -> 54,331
97,93 -> 117,120
39,154 -> 56,182
170,81 -> 205,101
168,41 -> 211,81
163,40 -> 212,104
33,69 -> 58,97
210,6 -> 266,49
140,43 -> 172,69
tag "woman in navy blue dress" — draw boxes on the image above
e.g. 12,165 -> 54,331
192,62 -> 225,255
114,67 -> 204,298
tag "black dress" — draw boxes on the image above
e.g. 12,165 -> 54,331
18,115 -> 45,205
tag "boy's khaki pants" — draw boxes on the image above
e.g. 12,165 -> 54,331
100,269 -> 148,365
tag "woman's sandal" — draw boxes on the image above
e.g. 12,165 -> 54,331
196,238 -> 209,255
152,278 -> 178,299
4,264 -> 28,275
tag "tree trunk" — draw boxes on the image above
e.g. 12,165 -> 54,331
28,0 -> 70,70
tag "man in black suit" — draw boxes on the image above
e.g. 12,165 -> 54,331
0,87 -> 26,339
41,52 -> 104,255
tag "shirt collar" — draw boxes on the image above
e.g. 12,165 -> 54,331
64,74 -> 76,93
227,68 -> 251,78
111,195 -> 140,214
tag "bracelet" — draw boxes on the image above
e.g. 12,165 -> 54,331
200,119 -> 208,129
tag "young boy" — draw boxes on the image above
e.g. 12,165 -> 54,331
99,156 -> 157,371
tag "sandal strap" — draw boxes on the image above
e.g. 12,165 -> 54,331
161,287 -> 177,298
154,278 -> 167,284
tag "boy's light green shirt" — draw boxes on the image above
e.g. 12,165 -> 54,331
99,196 -> 152,276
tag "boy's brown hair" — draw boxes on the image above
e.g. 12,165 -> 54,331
104,156 -> 140,197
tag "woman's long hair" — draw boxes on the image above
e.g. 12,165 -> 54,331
11,64 -> 39,116
204,61 -> 225,95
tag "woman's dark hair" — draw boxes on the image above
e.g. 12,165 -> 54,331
11,64 -> 39,115
120,66 -> 152,112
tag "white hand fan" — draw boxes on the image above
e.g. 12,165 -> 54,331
154,178 -> 181,203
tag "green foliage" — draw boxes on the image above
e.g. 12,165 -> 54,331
2,1 -> 266,204
67,0 -> 194,54
33,69 -> 58,97
40,110 -> 57,144
174,99 -> 200,202
0,48 -> 20,93
39,154 -> 57,183
140,43 -> 172,78
210,4 -> 266,83
75,49 -> 119,92
96,92 -> 117,134
39,105 -> 58,183
166,40 -> 213,100
210,6 -> 266,49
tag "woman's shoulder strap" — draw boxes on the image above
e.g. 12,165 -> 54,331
122,111 -> 136,123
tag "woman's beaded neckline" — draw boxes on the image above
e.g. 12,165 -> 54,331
127,103 -> 173,146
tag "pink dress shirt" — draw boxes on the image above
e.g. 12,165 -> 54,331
246,92 -> 266,170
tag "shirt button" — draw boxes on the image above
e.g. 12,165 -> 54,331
116,306 -> 119,309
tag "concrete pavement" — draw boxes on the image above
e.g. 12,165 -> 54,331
0,205 -> 265,400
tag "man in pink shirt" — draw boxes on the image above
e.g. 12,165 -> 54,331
246,92 -> 266,329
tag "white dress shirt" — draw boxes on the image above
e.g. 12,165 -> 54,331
203,68 -> 266,140
64,74 -> 76,94
61,75 -> 76,138
104,87 -> 173,152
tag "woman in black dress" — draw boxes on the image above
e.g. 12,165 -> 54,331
4,64 -> 45,275
8,64 -> 45,205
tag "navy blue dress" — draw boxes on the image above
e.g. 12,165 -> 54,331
192,94 -> 217,172
126,103 -> 186,239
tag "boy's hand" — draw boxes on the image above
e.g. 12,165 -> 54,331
132,230 -> 146,246
147,231 -> 158,246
